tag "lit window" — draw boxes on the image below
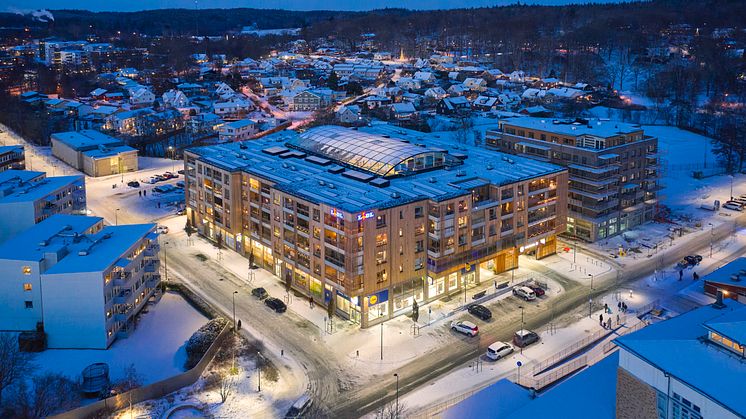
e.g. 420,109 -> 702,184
23,283 -> 32,291
22,266 -> 31,275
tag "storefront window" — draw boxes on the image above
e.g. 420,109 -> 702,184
448,273 -> 458,291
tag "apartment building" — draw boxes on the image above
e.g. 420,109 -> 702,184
486,117 -> 660,242
615,297 -> 746,419
218,119 -> 257,142
0,145 -> 25,172
0,214 -> 160,349
185,125 -> 567,327
0,170 -> 86,243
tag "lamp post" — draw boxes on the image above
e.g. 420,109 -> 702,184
588,273 -> 594,317
257,351 -> 262,392
168,146 -> 175,172
393,373 -> 400,418
518,305 -> 525,354
709,223 -> 714,258
730,175 -> 734,200
232,290 -> 238,371
115,208 -> 120,226
163,241 -> 169,282
380,322 -> 384,361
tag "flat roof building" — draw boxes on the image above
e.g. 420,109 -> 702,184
185,124 -> 568,327
51,130 -> 138,177
0,214 -> 161,349
0,145 -> 25,172
0,170 -> 86,243
487,117 -> 660,242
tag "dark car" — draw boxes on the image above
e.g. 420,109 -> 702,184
513,329 -> 540,348
265,297 -> 287,313
467,304 -> 492,320
177,169 -> 185,175
684,255 -> 703,266
127,181 -> 140,188
251,287 -> 268,300
529,285 -> 546,297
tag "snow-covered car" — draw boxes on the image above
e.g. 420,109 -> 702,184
156,225 -> 169,234
512,286 -> 537,301
723,202 -> 743,211
513,329 -> 540,348
285,394 -> 312,419
450,320 -> 479,337
486,341 -> 514,360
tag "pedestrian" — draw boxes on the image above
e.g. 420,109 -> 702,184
237,319 -> 242,330
309,295 -> 314,308
693,272 -> 699,281
622,302 -> 627,312
617,301 -> 622,310
602,321 -> 606,329
599,314 -> 603,325
608,317 -> 613,329
679,270 -> 683,281
616,313 -> 620,325
138,190 -> 142,197
144,190 -> 147,197
604,303 -> 608,312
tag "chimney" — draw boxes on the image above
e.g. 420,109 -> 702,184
712,290 -> 726,309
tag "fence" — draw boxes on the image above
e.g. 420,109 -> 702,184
50,324 -> 231,419
531,328 -> 610,375
634,299 -> 661,317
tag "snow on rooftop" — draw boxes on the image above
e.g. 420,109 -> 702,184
501,116 -> 645,138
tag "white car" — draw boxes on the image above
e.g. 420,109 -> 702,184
513,286 -> 537,301
450,320 -> 479,337
156,225 -> 169,234
486,341 -> 514,360
723,202 -> 743,211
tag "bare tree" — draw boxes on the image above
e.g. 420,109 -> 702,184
374,399 -> 408,419
0,333 -> 34,406
12,372 -> 81,418
218,368 -> 236,403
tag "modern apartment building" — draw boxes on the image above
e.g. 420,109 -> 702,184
0,145 -> 25,172
0,214 -> 161,349
615,298 -> 746,419
486,117 -> 660,242
185,125 -> 567,327
0,170 -> 86,243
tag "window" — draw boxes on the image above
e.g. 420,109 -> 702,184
376,214 -> 387,228
376,233 -> 388,246
23,283 -> 32,291
414,206 -> 424,218
22,266 -> 31,275
24,301 -> 33,309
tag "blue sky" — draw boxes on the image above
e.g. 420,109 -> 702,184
3,0 -> 622,13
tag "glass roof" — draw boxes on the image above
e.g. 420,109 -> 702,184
292,126 -> 445,176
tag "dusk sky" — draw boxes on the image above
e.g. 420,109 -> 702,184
3,0 -> 623,13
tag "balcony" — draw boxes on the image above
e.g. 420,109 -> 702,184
112,271 -> 131,287
144,260 -> 160,273
114,289 -> 134,305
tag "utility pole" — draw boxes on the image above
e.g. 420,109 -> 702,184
380,322 -> 384,361
588,273 -> 594,317
115,208 -> 120,226
518,305 -> 525,354
163,241 -> 169,282
257,351 -> 262,391
232,291 -> 238,372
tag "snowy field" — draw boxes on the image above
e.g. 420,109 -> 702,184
33,291 -> 208,385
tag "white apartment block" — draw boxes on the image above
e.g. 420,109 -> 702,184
0,214 -> 161,349
0,170 -> 86,243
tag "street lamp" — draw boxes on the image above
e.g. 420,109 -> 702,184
257,351 -> 262,392
115,208 -> 120,226
708,223 -> 714,258
393,373 -> 400,418
163,241 -> 169,282
730,175 -> 734,200
168,146 -> 175,172
380,322 -> 384,361
518,305 -> 525,354
588,273 -> 594,317
232,290 -> 238,371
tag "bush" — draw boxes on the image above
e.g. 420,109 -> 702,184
184,318 -> 228,369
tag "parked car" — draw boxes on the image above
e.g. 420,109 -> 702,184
127,180 -> 140,188
265,297 -> 287,313
513,329 -> 540,348
175,181 -> 185,188
156,225 -> 169,234
175,208 -> 186,216
285,395 -> 312,419
486,341 -> 514,360
177,169 -> 185,175
251,287 -> 269,300
450,320 -> 479,337
684,255 -> 703,266
723,202 -> 743,211
164,172 -> 179,179
513,286 -> 537,301
467,304 -> 492,320
147,176 -> 159,184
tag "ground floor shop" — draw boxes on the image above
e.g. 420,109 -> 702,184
195,227 -> 557,328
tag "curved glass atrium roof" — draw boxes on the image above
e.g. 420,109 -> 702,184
293,126 -> 452,177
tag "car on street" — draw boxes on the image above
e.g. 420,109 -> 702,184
285,395 -> 312,419
528,285 -> 546,297
156,225 -> 169,234
175,208 -> 186,215
251,287 -> 269,299
513,329 -> 540,348
513,286 -> 537,301
265,297 -> 287,313
164,172 -> 179,179
127,181 -> 140,188
175,180 -> 185,188
177,169 -> 185,175
684,255 -> 703,266
723,202 -> 743,211
467,304 -> 492,320
450,320 -> 479,337
486,341 -> 514,360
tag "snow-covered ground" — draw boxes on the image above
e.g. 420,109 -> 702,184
34,291 -> 208,385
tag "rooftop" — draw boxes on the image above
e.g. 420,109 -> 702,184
188,125 -> 564,213
0,145 -> 24,155
0,171 -> 83,203
0,214 -> 156,274
500,117 -> 645,138
615,300 -> 746,418
51,130 -> 123,151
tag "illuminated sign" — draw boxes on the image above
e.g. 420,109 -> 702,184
519,238 -> 547,253
329,208 -> 344,219
356,210 -> 375,221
